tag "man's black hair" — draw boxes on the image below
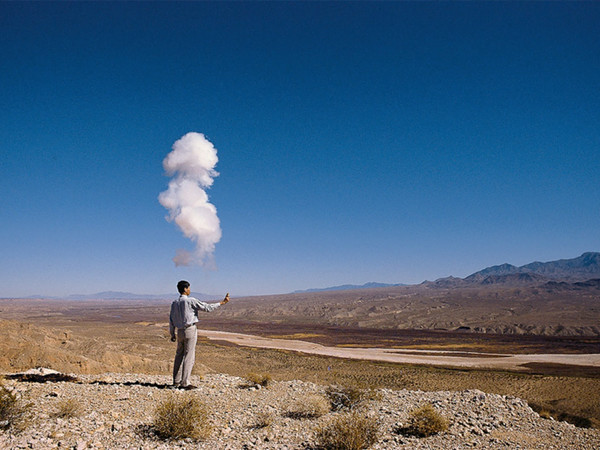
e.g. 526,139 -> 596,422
177,280 -> 190,295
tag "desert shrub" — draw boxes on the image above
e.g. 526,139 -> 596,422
315,411 -> 379,449
53,398 -> 84,419
398,403 -> 449,437
287,394 -> 330,419
325,384 -> 375,411
529,402 -> 554,420
152,394 -> 212,440
0,383 -> 29,431
252,410 -> 275,429
244,372 -> 272,388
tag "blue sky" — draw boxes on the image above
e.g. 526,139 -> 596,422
1,2 -> 599,298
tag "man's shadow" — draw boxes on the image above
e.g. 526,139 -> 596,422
5,373 -> 173,389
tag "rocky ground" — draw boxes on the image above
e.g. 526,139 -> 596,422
1,369 -> 599,449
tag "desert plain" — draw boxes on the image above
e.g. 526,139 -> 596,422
1,282 -> 599,430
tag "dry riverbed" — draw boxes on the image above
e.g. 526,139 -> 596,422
198,329 -> 600,372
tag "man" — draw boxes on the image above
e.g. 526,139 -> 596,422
169,280 -> 230,390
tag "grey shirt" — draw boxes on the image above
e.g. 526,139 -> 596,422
169,294 -> 220,338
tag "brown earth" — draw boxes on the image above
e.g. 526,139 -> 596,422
201,284 -> 600,337
1,297 -> 600,429
195,329 -> 600,374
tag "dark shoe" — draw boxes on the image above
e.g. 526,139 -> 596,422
181,384 -> 197,390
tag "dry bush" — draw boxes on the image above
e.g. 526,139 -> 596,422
0,383 -> 29,431
529,402 -> 554,420
53,398 -> 84,419
244,372 -> 272,388
315,411 -> 379,449
287,394 -> 330,419
152,394 -> 212,440
398,403 -> 449,437
325,384 -> 377,411
252,410 -> 275,429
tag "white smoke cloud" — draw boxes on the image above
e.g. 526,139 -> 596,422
158,132 -> 222,267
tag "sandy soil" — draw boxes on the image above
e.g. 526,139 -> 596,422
198,329 -> 600,372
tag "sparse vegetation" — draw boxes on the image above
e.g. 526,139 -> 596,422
529,402 -> 553,420
397,403 -> 449,437
252,410 -> 275,429
152,394 -> 212,440
286,394 -> 330,419
315,411 -> 379,449
2,299 -> 600,430
325,384 -> 377,411
0,383 -> 29,431
52,398 -> 84,419
244,372 -> 272,388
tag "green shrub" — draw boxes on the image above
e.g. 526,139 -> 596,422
399,403 -> 449,437
152,394 -> 212,440
287,394 -> 330,419
315,411 -> 379,449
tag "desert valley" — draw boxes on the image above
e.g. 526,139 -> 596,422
1,252 -> 600,448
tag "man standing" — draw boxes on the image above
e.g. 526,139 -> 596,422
169,280 -> 230,389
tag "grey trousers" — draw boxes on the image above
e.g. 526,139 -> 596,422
173,324 -> 197,386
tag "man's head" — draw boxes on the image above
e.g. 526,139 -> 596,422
177,280 -> 190,295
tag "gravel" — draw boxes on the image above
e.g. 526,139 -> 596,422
1,369 -> 599,449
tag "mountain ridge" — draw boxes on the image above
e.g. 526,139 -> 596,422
465,252 -> 600,283
10,252 -> 599,299
12,291 -> 216,302
305,252 -> 600,292
293,281 -> 405,294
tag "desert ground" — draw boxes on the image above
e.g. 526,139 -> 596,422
1,289 -> 599,430
195,329 -> 600,372
200,283 -> 600,337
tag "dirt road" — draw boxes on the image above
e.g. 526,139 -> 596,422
198,329 -> 600,372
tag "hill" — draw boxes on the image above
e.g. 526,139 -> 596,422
8,252 -> 599,300
465,252 -> 600,283
10,291 -> 215,301
200,279 -> 600,337
293,281 -> 405,293
1,370 -> 599,448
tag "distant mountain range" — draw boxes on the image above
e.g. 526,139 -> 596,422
19,291 -> 216,301
302,252 -> 600,292
293,282 -> 406,294
13,252 -> 600,299
428,252 -> 600,287
465,252 -> 600,282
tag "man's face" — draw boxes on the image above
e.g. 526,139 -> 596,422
184,286 -> 191,295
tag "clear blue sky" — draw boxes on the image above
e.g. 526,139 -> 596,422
1,2 -> 599,298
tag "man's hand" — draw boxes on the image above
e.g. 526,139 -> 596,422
220,292 -> 230,305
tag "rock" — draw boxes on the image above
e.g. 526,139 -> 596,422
23,367 -> 61,376
0,371 -> 598,449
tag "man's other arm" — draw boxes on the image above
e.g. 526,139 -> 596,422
169,303 -> 176,341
